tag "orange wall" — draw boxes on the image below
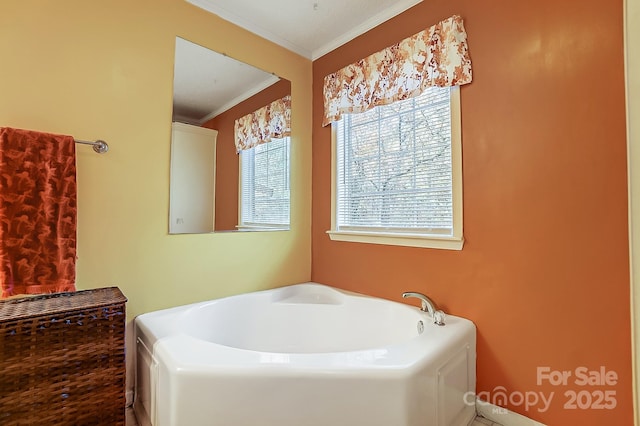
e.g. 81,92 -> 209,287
204,79 -> 291,231
311,1 -> 631,424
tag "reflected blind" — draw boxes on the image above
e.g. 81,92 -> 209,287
335,87 -> 453,235
240,137 -> 290,227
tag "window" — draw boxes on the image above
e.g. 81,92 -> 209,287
239,137 -> 290,229
328,87 -> 463,250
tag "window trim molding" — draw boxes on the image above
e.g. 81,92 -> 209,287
327,86 -> 464,250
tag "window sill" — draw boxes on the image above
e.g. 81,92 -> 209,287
236,225 -> 290,231
326,230 -> 464,250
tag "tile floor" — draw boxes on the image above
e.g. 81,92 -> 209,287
125,408 -> 501,426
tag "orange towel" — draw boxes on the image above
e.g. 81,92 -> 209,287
0,127 -> 77,297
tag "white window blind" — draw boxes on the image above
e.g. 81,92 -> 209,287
334,87 -> 454,236
240,137 -> 290,228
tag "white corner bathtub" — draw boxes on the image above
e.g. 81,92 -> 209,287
133,283 -> 476,426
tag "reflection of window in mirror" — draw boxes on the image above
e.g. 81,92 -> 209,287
207,82 -> 291,232
234,93 -> 291,231
239,137 -> 290,230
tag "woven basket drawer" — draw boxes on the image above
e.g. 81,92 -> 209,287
0,287 -> 127,425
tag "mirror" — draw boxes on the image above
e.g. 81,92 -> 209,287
169,37 -> 291,233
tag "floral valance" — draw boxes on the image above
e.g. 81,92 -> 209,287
322,15 -> 472,126
234,95 -> 291,152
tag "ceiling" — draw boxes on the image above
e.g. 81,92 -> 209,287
173,0 -> 423,124
172,37 -> 280,125
185,0 -> 423,60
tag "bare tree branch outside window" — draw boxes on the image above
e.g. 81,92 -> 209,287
336,87 -> 453,232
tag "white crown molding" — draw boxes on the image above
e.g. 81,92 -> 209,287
197,74 -> 281,125
311,0 -> 423,60
172,113 -> 200,126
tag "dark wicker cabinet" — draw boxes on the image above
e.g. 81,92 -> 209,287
0,287 -> 127,425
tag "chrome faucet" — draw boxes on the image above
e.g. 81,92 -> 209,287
402,292 -> 446,326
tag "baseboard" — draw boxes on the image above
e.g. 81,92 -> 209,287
475,398 -> 546,426
126,321 -> 136,408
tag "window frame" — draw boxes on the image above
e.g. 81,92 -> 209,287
237,136 -> 291,231
327,86 -> 464,250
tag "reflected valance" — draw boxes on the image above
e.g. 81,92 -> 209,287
234,95 -> 291,152
322,15 -> 472,126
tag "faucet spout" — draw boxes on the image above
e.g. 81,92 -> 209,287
402,292 -> 445,325
402,292 -> 436,315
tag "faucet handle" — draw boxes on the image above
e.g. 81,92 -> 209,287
433,310 -> 446,326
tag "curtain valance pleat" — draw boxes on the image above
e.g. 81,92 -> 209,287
234,95 -> 291,152
322,14 -> 472,126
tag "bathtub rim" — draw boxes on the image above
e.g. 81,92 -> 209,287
134,282 -> 476,368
